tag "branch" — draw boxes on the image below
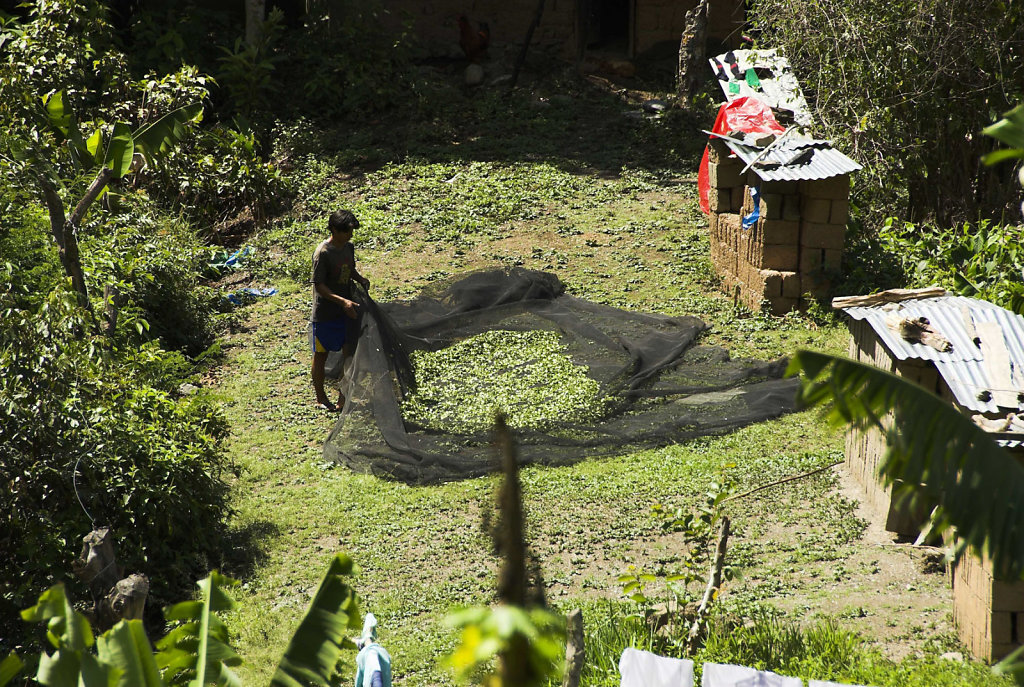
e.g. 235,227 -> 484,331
70,166 -> 114,227
37,175 -> 67,250
507,0 -> 545,95
685,515 -> 730,655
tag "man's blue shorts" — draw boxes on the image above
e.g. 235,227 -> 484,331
311,319 -> 354,353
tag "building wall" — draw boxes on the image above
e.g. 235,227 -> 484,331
381,0 -> 744,61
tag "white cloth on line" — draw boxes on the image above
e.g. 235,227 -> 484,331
701,662 -> 803,687
619,647 -> 694,687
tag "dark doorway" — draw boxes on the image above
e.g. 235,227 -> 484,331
584,0 -> 631,53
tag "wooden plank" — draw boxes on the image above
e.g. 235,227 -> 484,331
832,286 -> 946,309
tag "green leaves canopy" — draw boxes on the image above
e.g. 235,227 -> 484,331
788,350 -> 1024,578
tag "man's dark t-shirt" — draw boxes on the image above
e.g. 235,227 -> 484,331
311,240 -> 355,322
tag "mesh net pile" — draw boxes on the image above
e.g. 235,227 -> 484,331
323,268 -> 799,484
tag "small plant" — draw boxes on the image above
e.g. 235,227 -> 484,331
618,467 -> 737,636
878,217 -> 1024,314
1,555 -> 362,687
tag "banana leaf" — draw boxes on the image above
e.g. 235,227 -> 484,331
789,350 -> 1024,579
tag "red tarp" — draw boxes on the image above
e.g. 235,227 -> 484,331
698,96 -> 786,214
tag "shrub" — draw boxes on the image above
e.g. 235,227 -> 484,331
0,279 -> 232,649
274,0 -> 419,121
79,203 -> 223,356
878,218 -> 1024,313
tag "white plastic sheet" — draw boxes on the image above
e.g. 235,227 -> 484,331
618,648 -> 695,687
701,662 -> 803,687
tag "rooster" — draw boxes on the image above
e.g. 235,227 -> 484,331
458,15 -> 490,63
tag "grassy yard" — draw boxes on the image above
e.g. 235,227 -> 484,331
209,65 -> 1009,686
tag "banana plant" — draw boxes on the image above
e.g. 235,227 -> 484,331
1,554 -> 361,687
787,350 -> 1024,579
983,103 -> 1024,220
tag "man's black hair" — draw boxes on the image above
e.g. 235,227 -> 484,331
328,209 -> 359,233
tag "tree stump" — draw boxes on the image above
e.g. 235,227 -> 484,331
676,0 -> 710,108
72,528 -> 149,630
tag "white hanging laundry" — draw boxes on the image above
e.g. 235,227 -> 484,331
809,681 -> 870,687
619,647 -> 695,687
701,662 -> 803,687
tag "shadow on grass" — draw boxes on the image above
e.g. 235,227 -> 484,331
276,62 -> 718,187
217,519 -> 282,581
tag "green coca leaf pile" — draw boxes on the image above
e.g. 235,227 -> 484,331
401,330 -> 609,435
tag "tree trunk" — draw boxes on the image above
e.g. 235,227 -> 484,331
508,0 -> 547,95
245,0 -> 266,46
676,0 -> 709,108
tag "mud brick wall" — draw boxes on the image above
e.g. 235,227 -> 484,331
952,542 -> 1024,661
843,320 -> 939,535
706,140 -> 851,314
381,0 -> 576,59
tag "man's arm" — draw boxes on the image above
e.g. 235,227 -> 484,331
315,282 -> 357,318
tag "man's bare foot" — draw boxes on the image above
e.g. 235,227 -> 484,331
315,399 -> 338,412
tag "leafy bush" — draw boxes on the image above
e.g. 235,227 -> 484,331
0,0 -> 130,128
0,279 -> 231,648
146,121 -> 289,230
3,556 -> 363,687
749,0 -> 1024,229
878,218 -> 1024,313
81,204 -> 224,356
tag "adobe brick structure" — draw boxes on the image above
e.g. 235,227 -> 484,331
840,296 -> 1024,661
706,138 -> 851,314
380,0 -> 744,61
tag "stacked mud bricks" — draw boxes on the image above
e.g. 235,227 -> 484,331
845,314 -> 1024,662
706,138 -> 850,314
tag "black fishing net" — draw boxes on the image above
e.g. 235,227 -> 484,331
323,268 -> 799,484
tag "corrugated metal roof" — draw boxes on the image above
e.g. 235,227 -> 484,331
721,136 -> 863,182
841,295 -> 1024,413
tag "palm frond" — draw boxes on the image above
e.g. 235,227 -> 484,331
0,653 -> 23,687
789,350 -> 1024,579
270,554 -> 361,687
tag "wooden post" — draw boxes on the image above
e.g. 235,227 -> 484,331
562,608 -> 584,687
